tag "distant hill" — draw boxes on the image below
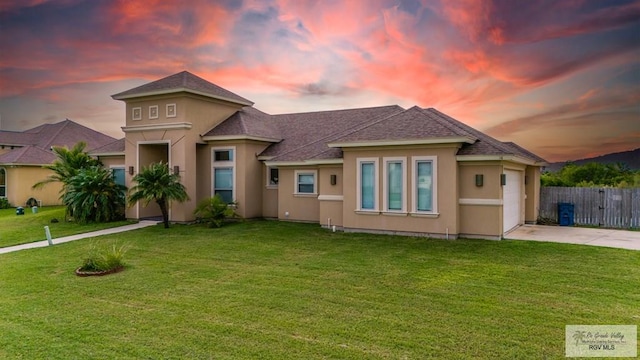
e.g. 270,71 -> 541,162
544,148 -> 640,172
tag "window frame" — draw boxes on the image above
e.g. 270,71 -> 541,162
356,158 -> 379,212
0,167 -> 6,198
132,107 -> 142,121
211,146 -> 236,203
166,103 -> 177,118
149,105 -> 159,119
411,156 -> 438,215
382,157 -> 407,214
266,166 -> 279,188
294,170 -> 317,196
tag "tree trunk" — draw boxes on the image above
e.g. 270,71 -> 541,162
157,198 -> 169,228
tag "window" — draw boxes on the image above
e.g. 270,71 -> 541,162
383,157 -> 406,212
212,147 -> 235,203
132,107 -> 142,121
356,158 -> 379,211
149,105 -> 159,119
412,156 -> 437,214
214,149 -> 232,162
0,168 -> 6,197
294,170 -> 317,195
111,167 -> 125,187
267,166 -> 278,186
166,103 -> 176,118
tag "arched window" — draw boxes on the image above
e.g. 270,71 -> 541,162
0,168 -> 6,197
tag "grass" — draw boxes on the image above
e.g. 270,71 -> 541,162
0,206 -> 133,248
0,221 -> 638,359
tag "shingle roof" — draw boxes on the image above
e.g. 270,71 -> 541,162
426,108 -> 546,162
90,138 -> 125,155
202,107 -> 281,141
261,105 -> 404,162
0,119 -> 117,165
329,106 -> 477,144
111,71 -> 253,106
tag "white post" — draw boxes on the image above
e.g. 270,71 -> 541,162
44,226 -> 53,246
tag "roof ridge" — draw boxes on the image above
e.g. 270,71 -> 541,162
273,105 -> 401,117
40,120 -> 69,150
270,106 -> 404,160
426,108 -> 515,154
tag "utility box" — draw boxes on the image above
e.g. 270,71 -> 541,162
16,206 -> 25,215
32,206 -> 38,214
558,203 -> 574,226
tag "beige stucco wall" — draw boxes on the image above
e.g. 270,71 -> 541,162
341,145 -> 460,237
277,167 -> 320,222
262,163 -> 278,218
2,166 -> 63,207
525,165 -> 541,223
122,93 -> 245,222
457,162 -> 502,238
318,166 -> 343,227
99,156 -> 125,169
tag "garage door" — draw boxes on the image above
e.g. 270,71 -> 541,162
503,170 -> 522,233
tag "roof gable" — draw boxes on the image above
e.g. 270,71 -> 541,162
111,71 -> 254,106
202,107 -> 281,142
0,119 -> 117,165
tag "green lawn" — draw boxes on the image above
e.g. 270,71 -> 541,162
0,221 -> 638,359
0,206 -> 133,248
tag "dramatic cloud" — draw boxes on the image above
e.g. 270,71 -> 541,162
0,0 -> 638,161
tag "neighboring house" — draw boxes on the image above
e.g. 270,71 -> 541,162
109,71 -> 546,239
0,120 -> 117,207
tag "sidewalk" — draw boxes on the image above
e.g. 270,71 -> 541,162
0,220 -> 159,255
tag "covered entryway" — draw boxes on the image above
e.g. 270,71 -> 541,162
137,142 -> 169,219
503,169 -> 523,233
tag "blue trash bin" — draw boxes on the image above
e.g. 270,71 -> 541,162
558,203 -> 574,226
16,206 -> 25,215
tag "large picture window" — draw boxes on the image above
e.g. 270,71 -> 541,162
412,156 -> 438,214
383,157 -> 406,213
212,147 -> 235,203
357,158 -> 378,211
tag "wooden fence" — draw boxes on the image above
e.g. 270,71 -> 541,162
539,187 -> 640,229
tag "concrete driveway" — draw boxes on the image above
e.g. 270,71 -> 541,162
505,225 -> 640,251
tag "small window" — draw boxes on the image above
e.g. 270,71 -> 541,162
0,168 -> 6,197
111,167 -> 125,187
166,103 -> 176,118
268,167 -> 279,186
149,105 -> 159,119
295,170 -> 317,195
132,107 -> 142,121
214,150 -> 233,162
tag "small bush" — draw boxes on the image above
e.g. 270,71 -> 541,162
193,195 -> 238,228
79,242 -> 128,272
0,198 -> 10,209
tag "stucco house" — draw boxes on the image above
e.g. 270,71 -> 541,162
102,71 -> 546,239
0,120 -> 117,207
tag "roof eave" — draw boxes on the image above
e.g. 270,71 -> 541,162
328,136 -> 475,148
201,135 -> 281,143
456,154 -> 545,166
112,88 -> 254,106
264,159 -> 344,167
91,151 -> 125,157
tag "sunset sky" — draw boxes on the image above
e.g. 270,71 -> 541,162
0,0 -> 638,162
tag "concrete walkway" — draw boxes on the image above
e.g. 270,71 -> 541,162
0,220 -> 160,255
506,224 -> 640,251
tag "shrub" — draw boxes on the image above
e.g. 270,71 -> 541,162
193,195 -> 238,228
0,197 -> 10,209
79,242 -> 128,272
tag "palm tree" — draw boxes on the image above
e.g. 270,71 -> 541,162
33,141 -> 101,190
62,165 -> 126,223
128,162 -> 189,228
